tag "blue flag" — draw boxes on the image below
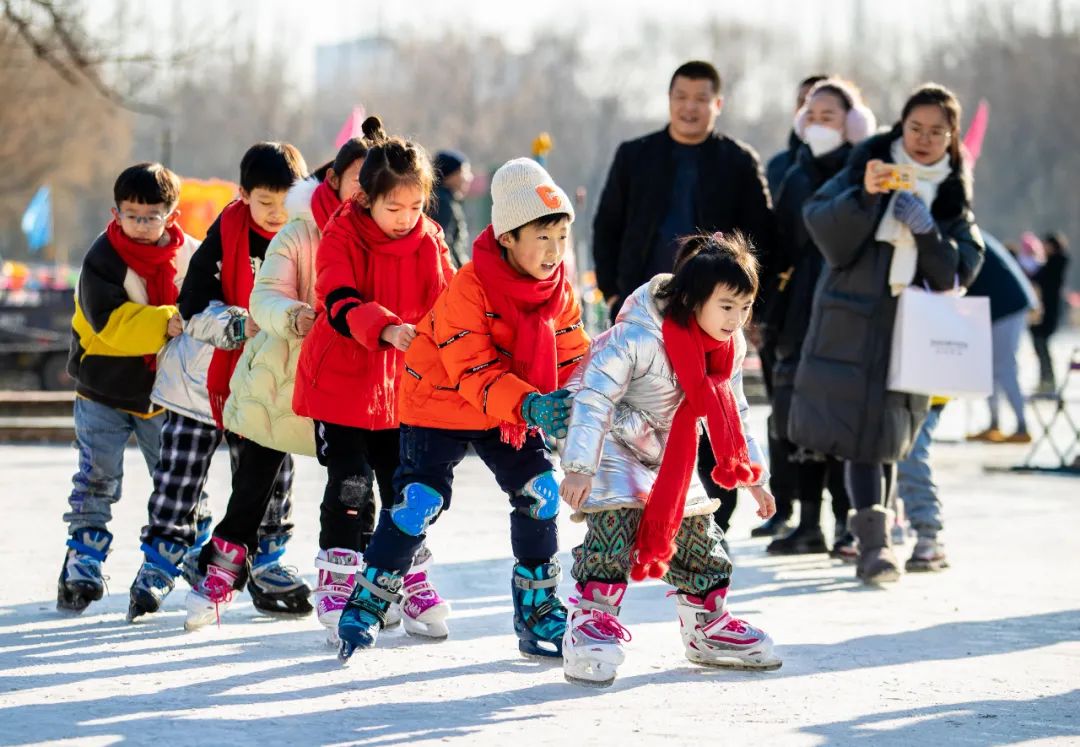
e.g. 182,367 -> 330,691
21,186 -> 52,253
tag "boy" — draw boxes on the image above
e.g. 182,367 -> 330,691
336,158 -> 590,660
130,142 -> 311,625
58,163 -> 190,613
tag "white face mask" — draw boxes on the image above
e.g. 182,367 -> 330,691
804,123 -> 844,157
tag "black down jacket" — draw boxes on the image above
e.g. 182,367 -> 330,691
767,141 -> 853,442
787,127 -> 985,463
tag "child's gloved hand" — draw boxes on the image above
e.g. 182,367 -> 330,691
747,485 -> 777,520
521,389 -> 572,438
893,192 -> 935,234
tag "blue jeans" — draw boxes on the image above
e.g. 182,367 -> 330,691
897,403 -> 945,539
64,397 -> 163,534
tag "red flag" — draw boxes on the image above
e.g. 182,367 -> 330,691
335,106 -> 367,148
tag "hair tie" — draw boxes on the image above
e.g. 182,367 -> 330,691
711,231 -> 726,243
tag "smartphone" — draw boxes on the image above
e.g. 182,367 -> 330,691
882,164 -> 916,192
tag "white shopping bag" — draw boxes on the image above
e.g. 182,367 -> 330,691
887,286 -> 992,398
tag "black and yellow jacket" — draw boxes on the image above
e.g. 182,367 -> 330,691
67,232 -> 182,415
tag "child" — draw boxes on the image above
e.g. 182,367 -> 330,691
175,142 -> 312,630
558,232 -> 782,686
58,163 -> 190,613
224,134 -> 374,641
337,157 -> 590,662
128,144 -> 310,622
291,118 -> 455,644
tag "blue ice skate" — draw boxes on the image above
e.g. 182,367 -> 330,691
247,533 -> 313,618
57,528 -> 112,614
511,560 -> 568,658
337,565 -> 402,663
181,514 -> 212,587
128,537 -> 185,622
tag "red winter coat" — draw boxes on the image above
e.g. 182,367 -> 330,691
292,204 -> 454,429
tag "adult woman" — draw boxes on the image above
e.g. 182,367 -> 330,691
766,78 -> 876,557
789,84 -> 985,584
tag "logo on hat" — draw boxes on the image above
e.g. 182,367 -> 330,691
536,185 -> 562,209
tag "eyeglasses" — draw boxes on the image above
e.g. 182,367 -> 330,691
118,212 -> 169,227
904,122 -> 951,142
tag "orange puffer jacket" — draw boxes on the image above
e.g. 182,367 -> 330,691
399,262 -> 589,431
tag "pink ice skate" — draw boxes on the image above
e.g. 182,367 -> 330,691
185,536 -> 245,631
399,556 -> 450,639
671,588 -> 782,670
563,581 -> 632,687
314,548 -> 361,645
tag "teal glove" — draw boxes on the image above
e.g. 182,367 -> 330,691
521,389 -> 572,439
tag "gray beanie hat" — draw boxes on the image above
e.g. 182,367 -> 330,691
490,158 -> 575,237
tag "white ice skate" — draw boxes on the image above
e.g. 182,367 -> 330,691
672,589 -> 782,670
184,537 -> 245,631
399,555 -> 450,639
314,548 -> 362,646
563,582 -> 631,687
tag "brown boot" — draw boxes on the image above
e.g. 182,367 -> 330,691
849,506 -> 901,584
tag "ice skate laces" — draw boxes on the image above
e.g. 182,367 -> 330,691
570,595 -> 632,642
201,565 -> 238,625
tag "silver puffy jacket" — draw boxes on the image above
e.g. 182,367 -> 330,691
560,276 -> 768,516
151,301 -> 246,425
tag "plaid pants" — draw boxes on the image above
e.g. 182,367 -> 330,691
571,509 -> 733,594
140,409 -> 294,547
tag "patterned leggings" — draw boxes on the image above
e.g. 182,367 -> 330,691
571,509 -> 732,594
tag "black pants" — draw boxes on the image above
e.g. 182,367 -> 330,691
699,435 -> 739,533
365,426 -> 556,573
795,456 -> 850,528
1032,333 -> 1056,388
844,461 -> 897,511
315,421 -> 401,552
213,435 -> 289,554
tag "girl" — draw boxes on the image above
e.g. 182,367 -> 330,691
292,117 -> 455,642
220,137 -> 369,634
766,78 -> 876,559
790,84 -> 985,584
559,232 -> 780,687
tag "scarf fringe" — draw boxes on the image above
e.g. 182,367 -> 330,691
499,423 -> 529,450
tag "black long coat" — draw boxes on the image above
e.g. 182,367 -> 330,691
787,127 -> 985,463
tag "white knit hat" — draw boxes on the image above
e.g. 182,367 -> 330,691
490,158 -> 575,237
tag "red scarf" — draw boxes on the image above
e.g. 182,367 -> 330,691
310,179 -> 341,231
472,226 -> 568,448
630,316 -> 763,581
105,220 -> 183,307
207,200 -> 277,428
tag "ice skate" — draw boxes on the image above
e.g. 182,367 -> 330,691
672,588 -> 782,670
400,554 -> 450,639
337,565 -> 402,663
184,536 -> 245,631
247,533 -> 312,618
563,581 -> 631,687
181,515 -> 212,587
314,548 -> 361,645
128,537 -> 185,622
56,528 -> 112,614
511,560 -> 567,659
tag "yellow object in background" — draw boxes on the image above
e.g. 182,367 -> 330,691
176,178 -> 238,240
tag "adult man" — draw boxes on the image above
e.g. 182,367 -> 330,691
592,60 -> 776,538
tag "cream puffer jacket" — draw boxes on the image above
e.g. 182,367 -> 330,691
223,178 -> 321,455
560,275 -> 768,516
